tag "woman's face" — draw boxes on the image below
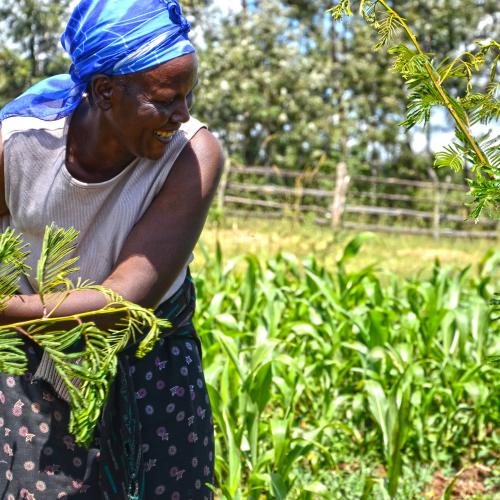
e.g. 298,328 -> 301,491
107,52 -> 198,161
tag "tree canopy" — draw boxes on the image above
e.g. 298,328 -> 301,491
0,0 -> 71,107
0,0 -> 498,182
192,0 -> 499,180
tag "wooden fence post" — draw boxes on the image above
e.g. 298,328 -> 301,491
432,181 -> 441,240
331,162 -> 350,230
217,158 -> 232,212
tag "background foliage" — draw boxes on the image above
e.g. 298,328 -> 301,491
1,0 -> 498,181
189,0 -> 499,182
0,0 -> 71,107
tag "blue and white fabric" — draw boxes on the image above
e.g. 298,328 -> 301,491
0,0 -> 195,122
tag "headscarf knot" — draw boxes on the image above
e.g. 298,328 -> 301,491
162,0 -> 189,30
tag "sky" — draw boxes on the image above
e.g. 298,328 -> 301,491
69,0 -> 240,12
213,0 -> 239,14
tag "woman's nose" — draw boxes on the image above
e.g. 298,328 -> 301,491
171,99 -> 190,123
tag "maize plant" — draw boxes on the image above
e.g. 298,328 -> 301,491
194,235 -> 500,498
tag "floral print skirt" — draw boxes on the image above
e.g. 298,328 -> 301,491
0,276 -> 214,499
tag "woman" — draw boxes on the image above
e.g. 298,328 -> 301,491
0,0 -> 223,498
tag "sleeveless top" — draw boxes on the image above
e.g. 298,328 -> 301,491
1,114 -> 205,304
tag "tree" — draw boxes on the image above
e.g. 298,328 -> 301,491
181,0 -> 212,14
195,0 -> 342,173
283,0 -> 499,179
193,0 -> 498,182
0,0 -> 71,107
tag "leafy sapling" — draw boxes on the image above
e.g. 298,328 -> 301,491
0,225 -> 170,446
329,0 -> 499,219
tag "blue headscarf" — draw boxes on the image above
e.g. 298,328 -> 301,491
0,0 -> 195,121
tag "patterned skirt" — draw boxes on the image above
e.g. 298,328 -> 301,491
0,275 -> 214,499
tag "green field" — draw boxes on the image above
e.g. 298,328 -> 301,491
192,217 -> 499,499
195,217 -> 497,278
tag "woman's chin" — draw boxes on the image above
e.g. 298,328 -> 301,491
144,140 -> 168,161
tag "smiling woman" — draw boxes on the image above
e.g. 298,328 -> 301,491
66,53 -> 200,180
0,1 -> 223,498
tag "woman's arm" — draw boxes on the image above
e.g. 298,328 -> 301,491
103,127 -> 224,305
0,127 -> 224,323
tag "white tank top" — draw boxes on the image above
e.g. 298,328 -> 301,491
1,114 -> 205,304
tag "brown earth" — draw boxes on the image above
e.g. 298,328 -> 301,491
424,465 -> 499,499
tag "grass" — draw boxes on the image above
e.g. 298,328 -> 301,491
194,216 -> 498,279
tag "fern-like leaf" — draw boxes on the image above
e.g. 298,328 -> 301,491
389,44 -> 427,79
478,133 -> 500,170
374,12 -> 401,50
467,176 -> 500,219
0,225 -> 173,446
0,329 -> 28,374
27,302 -> 170,446
327,0 -> 353,20
33,323 -> 114,445
36,224 -> 80,305
0,229 -> 30,309
434,144 -> 465,172
467,95 -> 500,125
331,1 -> 499,219
401,81 -> 442,128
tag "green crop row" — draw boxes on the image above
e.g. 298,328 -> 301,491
193,234 -> 500,499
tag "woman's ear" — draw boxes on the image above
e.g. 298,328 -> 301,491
89,75 -> 114,110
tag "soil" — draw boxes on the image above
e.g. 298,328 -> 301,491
424,464 -> 499,499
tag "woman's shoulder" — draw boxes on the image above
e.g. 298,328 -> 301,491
180,116 -> 222,161
178,121 -> 224,183
160,115 -> 222,175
